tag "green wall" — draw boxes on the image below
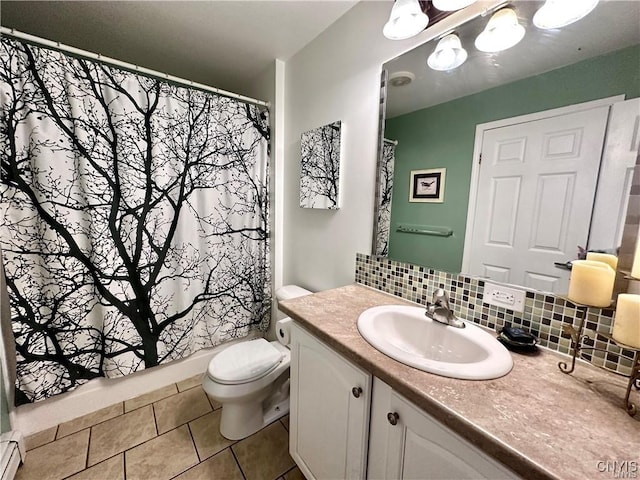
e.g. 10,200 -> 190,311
385,45 -> 640,272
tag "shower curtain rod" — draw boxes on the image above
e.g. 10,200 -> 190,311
384,138 -> 398,145
0,27 -> 270,108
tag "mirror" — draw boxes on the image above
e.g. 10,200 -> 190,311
375,0 -> 640,294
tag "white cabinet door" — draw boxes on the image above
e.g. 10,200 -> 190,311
368,379 -> 519,480
290,323 -> 371,480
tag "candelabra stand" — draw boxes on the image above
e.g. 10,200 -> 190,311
558,300 -> 639,417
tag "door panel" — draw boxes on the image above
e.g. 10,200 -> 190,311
543,127 -> 583,159
524,271 -> 560,292
487,176 -> 521,246
529,173 -> 575,251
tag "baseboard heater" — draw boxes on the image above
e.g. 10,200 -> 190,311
0,432 -> 24,480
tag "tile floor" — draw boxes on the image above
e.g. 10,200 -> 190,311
16,375 -> 304,480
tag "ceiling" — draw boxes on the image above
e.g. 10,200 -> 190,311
0,1 -> 358,97
385,0 -> 640,118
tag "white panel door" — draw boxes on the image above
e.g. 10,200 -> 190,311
289,323 -> 371,480
590,98 -> 640,250
468,106 -> 609,294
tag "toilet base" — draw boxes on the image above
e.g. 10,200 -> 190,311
218,376 -> 291,441
219,396 -> 289,440
263,397 -> 289,428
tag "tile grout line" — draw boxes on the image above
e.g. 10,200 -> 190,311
54,402 -> 125,441
152,399 -> 160,437
185,421 -> 202,463
230,445 -> 248,480
282,465 -> 298,479
85,413 -> 210,468
19,382 -> 214,478
71,406 -> 157,471
123,384 -> 179,414
31,378 -> 202,442
25,423 -> 61,452
85,424 -> 93,471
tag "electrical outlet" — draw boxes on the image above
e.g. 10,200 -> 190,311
483,282 -> 526,313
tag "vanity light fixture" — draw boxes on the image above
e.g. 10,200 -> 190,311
432,0 -> 478,12
474,7 -> 525,53
533,0 -> 599,30
427,33 -> 468,71
383,0 -> 430,40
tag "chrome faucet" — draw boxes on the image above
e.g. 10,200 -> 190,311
425,288 -> 465,329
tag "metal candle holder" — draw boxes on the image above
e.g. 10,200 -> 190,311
558,300 -> 640,417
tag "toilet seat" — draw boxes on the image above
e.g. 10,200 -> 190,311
208,338 -> 284,385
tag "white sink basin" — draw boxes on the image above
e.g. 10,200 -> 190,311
357,305 -> 513,380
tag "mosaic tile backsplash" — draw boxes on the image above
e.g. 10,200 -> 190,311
355,253 -> 636,377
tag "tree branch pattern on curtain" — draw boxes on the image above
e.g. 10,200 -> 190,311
375,142 -> 395,256
0,38 -> 271,404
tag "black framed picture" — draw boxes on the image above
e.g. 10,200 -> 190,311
409,168 -> 446,203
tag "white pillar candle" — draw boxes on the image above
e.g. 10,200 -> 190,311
586,252 -> 618,271
567,260 -> 615,307
632,235 -> 640,279
612,294 -> 640,348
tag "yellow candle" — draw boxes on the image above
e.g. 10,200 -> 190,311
567,260 -> 615,307
612,294 -> 640,348
632,236 -> 640,279
586,252 -> 618,271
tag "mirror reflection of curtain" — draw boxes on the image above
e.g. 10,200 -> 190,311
375,140 -> 396,256
0,38 -> 271,404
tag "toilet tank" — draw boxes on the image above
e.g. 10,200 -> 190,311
275,285 -> 312,302
270,286 -> 313,339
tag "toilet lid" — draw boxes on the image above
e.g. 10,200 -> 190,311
208,338 -> 284,385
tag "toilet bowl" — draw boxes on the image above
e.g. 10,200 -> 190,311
202,285 -> 311,440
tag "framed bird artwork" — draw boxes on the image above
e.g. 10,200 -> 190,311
409,168 -> 446,203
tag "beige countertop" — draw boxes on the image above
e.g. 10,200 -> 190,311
279,284 -> 640,480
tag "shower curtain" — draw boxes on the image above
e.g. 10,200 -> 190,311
375,141 -> 396,256
0,38 -> 271,405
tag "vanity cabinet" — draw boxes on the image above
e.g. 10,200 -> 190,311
290,322 -> 520,480
368,379 -> 519,480
289,323 -> 372,480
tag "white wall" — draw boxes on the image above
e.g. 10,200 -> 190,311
283,1 -> 502,292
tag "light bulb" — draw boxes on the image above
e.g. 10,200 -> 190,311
383,0 -> 429,40
432,0 -> 478,12
475,8 -> 525,53
533,0 -> 599,30
427,34 -> 468,71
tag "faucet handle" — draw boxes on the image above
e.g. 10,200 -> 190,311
432,288 -> 450,309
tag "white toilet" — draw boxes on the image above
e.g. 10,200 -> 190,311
202,285 -> 311,440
